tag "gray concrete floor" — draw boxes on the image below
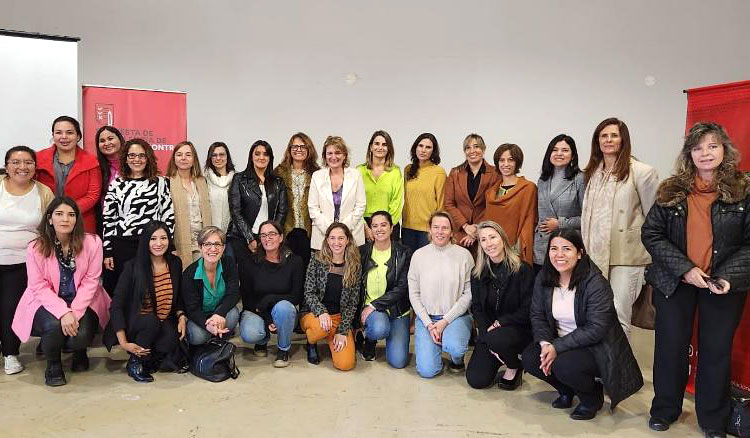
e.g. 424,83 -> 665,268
0,328 -> 702,437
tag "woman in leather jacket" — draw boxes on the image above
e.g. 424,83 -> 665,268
357,211 -> 412,368
642,122 -> 750,438
227,140 -> 288,298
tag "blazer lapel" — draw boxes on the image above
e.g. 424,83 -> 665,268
46,254 -> 61,295
550,178 -> 576,203
473,162 -> 494,207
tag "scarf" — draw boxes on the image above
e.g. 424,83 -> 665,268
581,162 -> 616,279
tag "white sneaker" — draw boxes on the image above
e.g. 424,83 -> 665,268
4,355 -> 24,375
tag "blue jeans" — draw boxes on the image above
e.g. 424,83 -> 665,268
186,307 -> 240,345
364,311 -> 411,369
401,228 -> 430,254
414,313 -> 473,378
239,300 -> 297,351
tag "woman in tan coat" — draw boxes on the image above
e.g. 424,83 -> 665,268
581,117 -> 658,337
166,141 -> 212,269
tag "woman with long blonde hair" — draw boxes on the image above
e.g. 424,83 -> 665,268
300,222 -> 361,371
466,221 -> 533,391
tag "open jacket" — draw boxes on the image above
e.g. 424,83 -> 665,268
35,145 -> 102,233
358,241 -> 412,323
444,160 -> 499,243
105,254 -> 183,349
227,170 -> 288,243
308,167 -> 366,249
169,175 -> 213,268
302,255 -> 361,335
642,171 -> 750,297
12,234 -> 111,342
470,261 -> 534,340
529,258 -> 643,409
181,255 -> 240,327
274,164 -> 312,236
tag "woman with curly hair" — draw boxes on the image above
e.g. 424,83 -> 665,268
642,122 -> 750,437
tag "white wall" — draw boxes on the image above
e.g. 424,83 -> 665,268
3,0 -> 749,179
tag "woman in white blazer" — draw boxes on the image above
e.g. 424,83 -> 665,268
308,136 -> 367,250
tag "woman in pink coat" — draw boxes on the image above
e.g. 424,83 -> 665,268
12,197 -> 111,386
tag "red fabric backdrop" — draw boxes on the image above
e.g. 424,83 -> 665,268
81,86 -> 187,173
685,79 -> 750,393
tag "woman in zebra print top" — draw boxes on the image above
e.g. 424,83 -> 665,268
102,138 -> 175,295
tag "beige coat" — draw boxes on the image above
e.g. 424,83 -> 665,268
169,175 -> 213,269
583,158 -> 659,266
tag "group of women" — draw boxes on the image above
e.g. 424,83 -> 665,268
0,115 -> 746,437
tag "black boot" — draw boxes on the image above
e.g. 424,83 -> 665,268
71,350 -> 90,372
306,343 -> 320,365
361,339 -> 376,361
45,360 -> 67,387
127,355 -> 154,383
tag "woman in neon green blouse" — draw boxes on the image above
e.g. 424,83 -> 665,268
357,130 -> 404,241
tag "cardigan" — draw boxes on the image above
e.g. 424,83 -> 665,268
444,160 -> 499,242
35,145 -> 102,233
483,176 -> 538,265
356,164 -> 404,225
302,256 -> 361,335
12,234 -> 111,342
169,175 -> 213,269
275,164 -> 313,236
402,162 -> 447,232
308,167 -> 366,249
102,176 -> 175,256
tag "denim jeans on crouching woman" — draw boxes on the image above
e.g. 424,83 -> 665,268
414,313 -> 473,378
186,307 -> 240,345
239,300 -> 297,351
363,310 -> 410,369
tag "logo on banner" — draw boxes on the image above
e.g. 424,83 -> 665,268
95,103 -> 115,127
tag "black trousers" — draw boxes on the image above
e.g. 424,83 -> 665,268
286,228 -> 312,268
0,263 -> 26,356
103,238 -> 139,296
230,237 -> 254,301
31,307 -> 98,361
651,283 -> 747,430
128,314 -> 179,355
522,342 -> 603,408
466,325 -> 531,389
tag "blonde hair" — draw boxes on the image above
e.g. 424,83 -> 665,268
473,221 -> 522,278
316,222 -> 361,288
167,141 -> 203,178
321,136 -> 350,168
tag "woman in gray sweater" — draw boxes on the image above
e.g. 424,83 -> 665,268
408,211 -> 474,378
534,134 -> 585,273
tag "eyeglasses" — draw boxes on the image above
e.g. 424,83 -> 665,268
201,242 -> 225,249
7,160 -> 36,167
290,145 -> 306,151
127,153 -> 147,160
259,231 -> 280,239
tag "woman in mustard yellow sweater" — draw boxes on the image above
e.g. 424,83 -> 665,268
402,133 -> 446,253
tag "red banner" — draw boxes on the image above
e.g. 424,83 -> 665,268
685,79 -> 750,393
82,86 -> 187,173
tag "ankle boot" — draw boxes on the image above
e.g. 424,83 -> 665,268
71,350 -> 90,372
127,354 -> 154,383
45,360 -> 66,387
306,343 -> 320,365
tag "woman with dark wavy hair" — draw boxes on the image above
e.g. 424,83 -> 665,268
642,122 -> 750,437
401,133 -> 446,253
94,125 -> 125,236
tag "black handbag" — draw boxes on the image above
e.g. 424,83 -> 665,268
189,338 -> 240,382
729,395 -> 750,437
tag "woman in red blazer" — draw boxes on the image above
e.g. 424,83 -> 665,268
12,197 -> 111,387
35,116 -> 102,233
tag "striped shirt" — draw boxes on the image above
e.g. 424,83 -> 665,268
141,271 -> 174,320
